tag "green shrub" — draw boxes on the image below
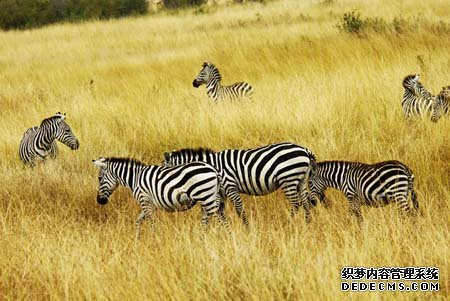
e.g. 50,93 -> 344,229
337,10 -> 367,34
0,0 -> 147,30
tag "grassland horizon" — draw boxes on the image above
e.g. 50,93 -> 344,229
0,0 -> 449,299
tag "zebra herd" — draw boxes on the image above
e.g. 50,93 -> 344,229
19,65 -> 448,237
402,74 -> 450,122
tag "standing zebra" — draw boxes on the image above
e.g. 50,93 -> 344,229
308,160 -> 418,225
431,86 -> 450,122
163,142 -> 316,225
19,112 -> 79,166
93,157 -> 230,238
402,74 -> 435,120
193,62 -> 253,102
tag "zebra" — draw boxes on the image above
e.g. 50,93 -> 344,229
402,74 -> 435,120
19,112 -> 79,166
92,157 -> 230,238
163,142 -> 317,226
308,160 -> 418,225
431,85 -> 450,122
192,61 -> 253,102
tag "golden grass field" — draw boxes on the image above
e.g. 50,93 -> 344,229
0,0 -> 449,299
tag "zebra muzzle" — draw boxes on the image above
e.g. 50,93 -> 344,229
192,80 -> 200,88
97,195 -> 109,205
71,140 -> 80,150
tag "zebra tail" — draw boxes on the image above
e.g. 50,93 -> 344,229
408,172 -> 420,215
307,149 -> 318,207
216,172 -> 227,209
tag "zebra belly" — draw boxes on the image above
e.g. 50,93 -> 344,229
362,195 -> 390,207
238,183 -> 279,196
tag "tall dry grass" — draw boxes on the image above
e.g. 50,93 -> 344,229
0,0 -> 449,299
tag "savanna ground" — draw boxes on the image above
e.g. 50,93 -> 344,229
0,0 -> 449,299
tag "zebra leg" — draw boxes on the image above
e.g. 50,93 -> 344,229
135,200 -> 156,239
348,196 -> 363,226
227,188 -> 249,226
215,195 -> 231,232
282,183 -> 300,217
394,194 -> 412,218
135,211 -> 146,240
299,182 -> 312,224
201,207 -> 210,231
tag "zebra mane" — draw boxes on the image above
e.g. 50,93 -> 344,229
105,157 -> 147,166
40,116 -> 62,127
206,62 -> 222,82
171,147 -> 215,156
402,74 -> 417,90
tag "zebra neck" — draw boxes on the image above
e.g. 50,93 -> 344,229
317,162 -> 352,191
35,127 -> 57,155
206,79 -> 222,101
402,90 -> 415,102
416,84 -> 433,99
114,162 -> 144,191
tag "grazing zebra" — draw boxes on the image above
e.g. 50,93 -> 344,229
402,74 -> 435,120
308,160 -> 418,225
163,142 -> 316,225
19,112 -> 79,166
431,86 -> 450,122
193,62 -> 253,102
92,157 -> 230,238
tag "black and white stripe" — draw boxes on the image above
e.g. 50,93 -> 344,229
402,74 -> 435,120
93,157 -> 229,238
193,62 -> 253,102
309,160 -> 418,224
19,112 -> 79,166
431,86 -> 450,122
163,142 -> 316,225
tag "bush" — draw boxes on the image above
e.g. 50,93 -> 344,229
0,0 -> 148,30
163,0 -> 206,10
337,10 -> 367,34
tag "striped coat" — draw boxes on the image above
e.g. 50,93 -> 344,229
93,157 -> 229,238
193,62 -> 253,102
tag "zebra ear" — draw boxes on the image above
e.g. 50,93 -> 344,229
93,158 -> 107,168
55,112 -> 66,122
202,62 -> 208,67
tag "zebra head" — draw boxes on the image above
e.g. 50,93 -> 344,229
440,85 -> 450,98
193,62 -> 221,88
52,113 -> 80,150
93,158 -> 118,205
432,86 -> 450,122
402,73 -> 420,91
